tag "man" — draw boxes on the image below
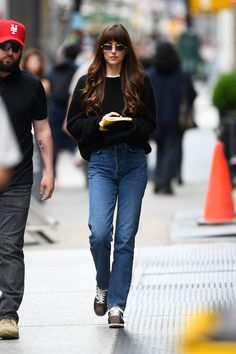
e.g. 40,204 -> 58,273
0,96 -> 22,188
0,19 -> 54,339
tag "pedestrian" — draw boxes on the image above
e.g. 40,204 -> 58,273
47,44 -> 78,174
148,41 -> 196,194
0,96 -> 22,188
0,19 -> 54,339
67,24 -> 156,328
21,47 -> 50,95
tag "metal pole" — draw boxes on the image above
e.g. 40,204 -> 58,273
73,0 -> 82,12
233,5 -> 236,70
185,0 -> 192,28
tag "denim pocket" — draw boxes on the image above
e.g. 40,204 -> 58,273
127,145 -> 144,153
92,150 -> 101,155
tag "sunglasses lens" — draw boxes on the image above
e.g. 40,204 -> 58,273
102,44 -> 112,51
0,42 -> 22,53
102,44 -> 126,52
116,45 -> 126,51
0,43 -> 10,51
12,44 -> 22,53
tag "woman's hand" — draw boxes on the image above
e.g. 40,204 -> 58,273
99,112 -> 120,127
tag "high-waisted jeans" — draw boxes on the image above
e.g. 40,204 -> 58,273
0,184 -> 31,322
88,144 -> 147,310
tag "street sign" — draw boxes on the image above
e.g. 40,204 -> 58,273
190,0 -> 232,13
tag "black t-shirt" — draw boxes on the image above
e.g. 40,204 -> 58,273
0,68 -> 47,186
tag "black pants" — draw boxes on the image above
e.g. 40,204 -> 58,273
0,184 -> 31,322
154,135 -> 179,190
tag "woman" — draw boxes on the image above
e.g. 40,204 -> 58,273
148,41 -> 196,194
21,48 -> 50,95
67,24 -> 156,328
47,45 -> 78,172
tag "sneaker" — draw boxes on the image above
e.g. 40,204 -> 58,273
0,318 -> 19,339
94,286 -> 108,316
108,306 -> 124,328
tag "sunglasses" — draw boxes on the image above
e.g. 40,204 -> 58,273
101,43 -> 127,52
0,42 -> 22,53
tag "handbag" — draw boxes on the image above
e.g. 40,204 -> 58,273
179,73 -> 197,130
179,99 -> 196,130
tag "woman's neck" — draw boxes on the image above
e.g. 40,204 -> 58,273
106,63 -> 122,77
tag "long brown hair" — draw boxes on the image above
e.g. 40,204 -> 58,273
81,24 -> 145,114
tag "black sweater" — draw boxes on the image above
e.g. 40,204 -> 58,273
67,74 -> 156,161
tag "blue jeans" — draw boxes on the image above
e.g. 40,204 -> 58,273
0,184 -> 32,322
88,144 -> 147,310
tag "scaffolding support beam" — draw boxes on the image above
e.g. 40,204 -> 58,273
8,0 -> 40,48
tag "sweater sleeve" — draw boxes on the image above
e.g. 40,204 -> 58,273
66,76 -> 102,144
131,74 -> 156,139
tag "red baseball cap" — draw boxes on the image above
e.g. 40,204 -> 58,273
0,19 -> 26,47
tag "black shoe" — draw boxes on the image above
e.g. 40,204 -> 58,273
177,176 -> 184,185
94,286 -> 108,316
153,184 -> 162,194
162,187 -> 174,195
108,307 -> 124,328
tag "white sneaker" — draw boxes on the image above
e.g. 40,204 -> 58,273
108,306 -> 124,328
94,286 -> 108,316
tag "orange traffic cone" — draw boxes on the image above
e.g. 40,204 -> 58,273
199,141 -> 236,225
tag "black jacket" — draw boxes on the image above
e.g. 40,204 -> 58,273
48,59 -> 77,105
148,68 -> 196,138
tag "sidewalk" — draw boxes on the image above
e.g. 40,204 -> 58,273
3,176 -> 236,353
1,235 -> 236,354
